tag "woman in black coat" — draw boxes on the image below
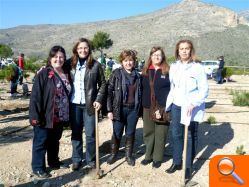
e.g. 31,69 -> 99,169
29,46 -> 72,178
106,50 -> 142,166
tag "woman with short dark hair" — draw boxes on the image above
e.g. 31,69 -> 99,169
106,50 -> 142,166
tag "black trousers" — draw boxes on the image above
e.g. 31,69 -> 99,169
32,124 -> 63,172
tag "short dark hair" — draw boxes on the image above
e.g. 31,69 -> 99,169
47,45 -> 68,73
218,56 -> 224,60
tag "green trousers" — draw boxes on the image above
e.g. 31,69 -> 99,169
143,108 -> 169,162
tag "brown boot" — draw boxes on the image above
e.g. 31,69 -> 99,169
125,136 -> 135,166
107,135 -> 120,165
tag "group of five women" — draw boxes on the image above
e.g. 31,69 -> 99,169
29,38 -> 208,181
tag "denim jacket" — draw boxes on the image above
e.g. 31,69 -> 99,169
166,61 -> 209,124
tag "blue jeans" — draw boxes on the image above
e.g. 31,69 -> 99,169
32,125 -> 63,172
171,104 -> 198,168
10,81 -> 18,94
216,69 -> 223,84
113,106 -> 138,140
71,103 -> 95,164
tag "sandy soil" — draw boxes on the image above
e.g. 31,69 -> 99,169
0,75 -> 248,187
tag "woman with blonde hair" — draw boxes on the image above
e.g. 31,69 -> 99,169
141,46 -> 170,168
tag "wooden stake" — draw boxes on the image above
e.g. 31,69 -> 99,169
182,125 -> 188,186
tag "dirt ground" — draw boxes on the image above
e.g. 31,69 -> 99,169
0,75 -> 249,187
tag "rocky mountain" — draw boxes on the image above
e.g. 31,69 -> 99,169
0,0 -> 249,65
239,10 -> 249,21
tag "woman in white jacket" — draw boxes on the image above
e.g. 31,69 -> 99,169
165,40 -> 208,180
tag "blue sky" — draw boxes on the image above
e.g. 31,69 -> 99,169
0,0 -> 248,29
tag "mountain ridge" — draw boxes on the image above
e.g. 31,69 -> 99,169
0,0 -> 249,65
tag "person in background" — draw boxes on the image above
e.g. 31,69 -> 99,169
9,60 -> 20,98
140,46 -> 170,168
68,38 -> 106,171
18,53 -> 24,85
107,57 -> 115,71
29,46 -> 72,178
216,56 -> 225,84
100,53 -> 107,70
106,50 -> 142,166
165,40 -> 208,181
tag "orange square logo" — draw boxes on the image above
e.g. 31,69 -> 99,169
210,155 -> 249,187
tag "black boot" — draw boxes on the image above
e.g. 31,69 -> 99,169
125,136 -> 135,166
107,135 -> 120,165
165,163 -> 182,173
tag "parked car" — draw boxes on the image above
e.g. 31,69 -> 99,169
201,60 -> 219,79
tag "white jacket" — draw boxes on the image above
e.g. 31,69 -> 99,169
166,61 -> 209,125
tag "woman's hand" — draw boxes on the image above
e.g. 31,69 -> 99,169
93,102 -> 102,111
155,110 -> 161,119
107,112 -> 113,120
187,104 -> 195,117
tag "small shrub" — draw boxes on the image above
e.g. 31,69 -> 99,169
236,145 -> 246,155
231,91 -> 249,106
222,67 -> 233,78
207,116 -> 216,124
0,65 -> 15,81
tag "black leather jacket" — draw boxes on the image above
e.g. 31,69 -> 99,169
69,59 -> 106,116
107,68 -> 142,120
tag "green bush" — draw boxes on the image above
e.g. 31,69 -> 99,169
232,91 -> 249,106
207,116 -> 216,124
222,67 -> 233,78
24,59 -> 43,73
0,65 -> 15,80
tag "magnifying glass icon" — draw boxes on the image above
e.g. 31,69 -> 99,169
217,157 -> 244,185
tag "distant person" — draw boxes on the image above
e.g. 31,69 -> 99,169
106,50 -> 142,166
138,59 -> 145,72
100,53 -> 107,69
9,60 -> 20,98
18,53 -> 24,70
18,53 -> 24,85
107,57 -> 115,71
165,40 -> 208,181
29,46 -> 72,178
216,56 -> 225,84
